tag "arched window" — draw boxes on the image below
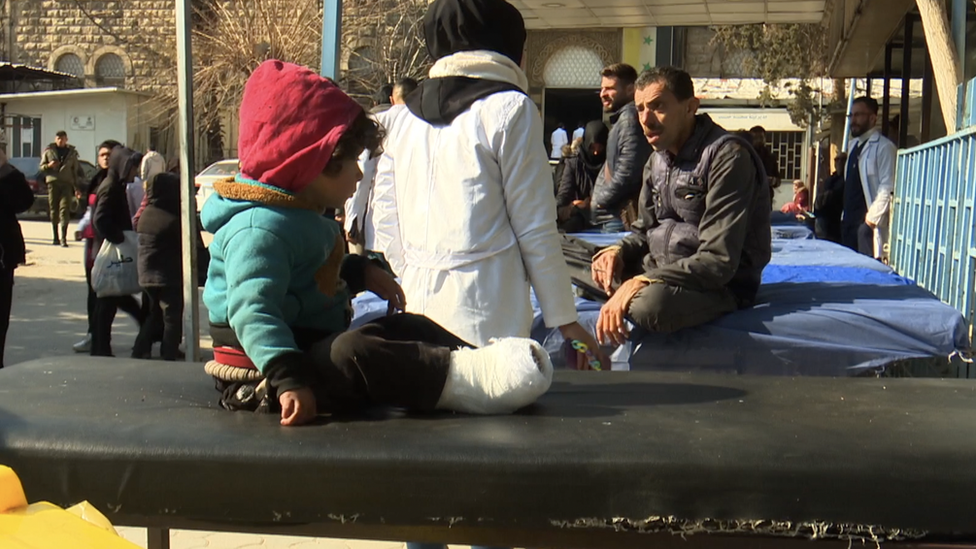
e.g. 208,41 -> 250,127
95,53 -> 126,86
54,53 -> 84,78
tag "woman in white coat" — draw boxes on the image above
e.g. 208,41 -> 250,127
376,0 -> 606,365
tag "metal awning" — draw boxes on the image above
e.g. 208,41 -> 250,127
509,0 -> 827,28
0,63 -> 74,81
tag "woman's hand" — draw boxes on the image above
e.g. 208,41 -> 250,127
364,262 -> 406,314
559,322 -> 610,371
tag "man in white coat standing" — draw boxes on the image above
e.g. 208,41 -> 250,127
550,123 -> 569,159
573,121 -> 586,142
377,0 -> 606,367
344,78 -> 418,255
844,96 -> 896,260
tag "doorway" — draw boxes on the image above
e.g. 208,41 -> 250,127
543,88 -> 604,157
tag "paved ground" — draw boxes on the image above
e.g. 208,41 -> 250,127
6,216 -> 463,549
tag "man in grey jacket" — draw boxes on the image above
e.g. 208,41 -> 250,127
591,63 -> 652,232
592,67 -> 771,344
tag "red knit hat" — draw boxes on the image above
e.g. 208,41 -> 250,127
238,60 -> 363,193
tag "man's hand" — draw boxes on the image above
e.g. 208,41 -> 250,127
572,197 -> 590,210
591,248 -> 623,295
279,387 -> 316,426
559,322 -> 610,371
596,278 -> 649,346
865,218 -> 877,229
364,261 -> 406,314
47,160 -> 59,170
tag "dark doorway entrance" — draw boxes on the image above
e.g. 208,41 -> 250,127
543,88 -> 603,157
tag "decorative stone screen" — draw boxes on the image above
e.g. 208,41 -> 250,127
543,46 -> 603,88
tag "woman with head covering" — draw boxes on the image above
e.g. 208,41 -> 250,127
556,120 -> 609,232
132,170 -> 185,360
374,0 -> 607,372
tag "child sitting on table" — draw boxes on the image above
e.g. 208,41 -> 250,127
780,179 -> 810,216
201,60 -> 552,426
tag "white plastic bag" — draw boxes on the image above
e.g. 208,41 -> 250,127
91,231 -> 141,297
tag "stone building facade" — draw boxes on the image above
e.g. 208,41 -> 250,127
6,0 -> 190,155
14,1 -> 173,94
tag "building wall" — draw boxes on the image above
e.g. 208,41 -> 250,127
524,29 -> 622,105
8,0 -> 184,158
1,91 -> 145,162
12,0 -> 175,97
683,26 -> 757,78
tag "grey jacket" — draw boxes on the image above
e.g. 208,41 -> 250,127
617,114 -> 771,304
592,102 -> 652,222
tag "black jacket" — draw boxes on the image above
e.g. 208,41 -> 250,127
137,173 -> 184,288
618,115 -> 772,304
592,102 -> 653,216
556,151 -> 598,208
0,164 -> 34,270
814,172 -> 845,243
80,166 -> 108,205
94,147 -> 141,245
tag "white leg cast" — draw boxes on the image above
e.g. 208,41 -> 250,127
436,338 -> 553,415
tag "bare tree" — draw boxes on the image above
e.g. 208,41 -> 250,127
70,0 -> 431,164
712,23 -> 833,128
340,0 -> 431,103
188,0 -> 323,163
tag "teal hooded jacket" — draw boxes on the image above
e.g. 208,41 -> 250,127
201,178 -> 370,393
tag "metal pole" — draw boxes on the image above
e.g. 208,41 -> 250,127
321,0 -> 343,79
900,16 -> 914,149
882,42 -> 893,137
842,79 -> 857,151
921,46 -> 934,142
952,0 -> 967,79
176,0 -> 199,362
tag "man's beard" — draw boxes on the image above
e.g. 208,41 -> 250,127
604,96 -> 627,113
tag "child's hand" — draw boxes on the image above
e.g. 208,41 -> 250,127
364,262 -> 406,315
279,387 -> 316,426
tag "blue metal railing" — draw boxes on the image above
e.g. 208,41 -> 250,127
891,126 -> 976,326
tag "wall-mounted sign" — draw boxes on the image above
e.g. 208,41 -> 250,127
70,115 -> 95,131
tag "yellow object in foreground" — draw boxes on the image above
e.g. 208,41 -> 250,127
0,465 -> 140,548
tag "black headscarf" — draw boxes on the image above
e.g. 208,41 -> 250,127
145,172 -> 180,214
407,0 -> 528,127
104,146 -> 143,190
579,120 -> 609,175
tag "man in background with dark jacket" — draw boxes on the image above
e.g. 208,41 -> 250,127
0,148 -> 34,368
591,63 -> 652,232
814,152 -> 846,243
592,67 -> 771,344
372,83 -> 394,114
